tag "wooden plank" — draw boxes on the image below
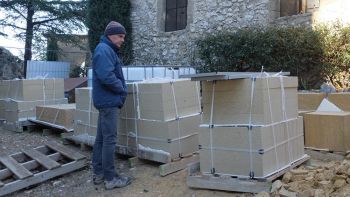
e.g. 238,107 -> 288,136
44,141 -> 85,161
28,119 -> 73,132
128,157 -> 143,168
160,154 -> 199,176
137,147 -> 171,164
0,155 -> 33,179
0,159 -> 86,196
187,162 -> 271,193
22,148 -> 61,170
0,153 -> 61,180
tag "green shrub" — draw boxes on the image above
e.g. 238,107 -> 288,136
196,26 -> 350,90
316,24 -> 350,89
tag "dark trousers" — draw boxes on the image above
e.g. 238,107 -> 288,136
92,107 -> 118,181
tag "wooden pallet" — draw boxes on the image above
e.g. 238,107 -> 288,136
187,154 -> 310,193
1,120 -> 36,133
0,141 -> 87,196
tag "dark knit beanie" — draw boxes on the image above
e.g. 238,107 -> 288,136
104,21 -> 126,35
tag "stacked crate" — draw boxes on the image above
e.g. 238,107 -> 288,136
0,79 -> 67,131
198,76 -> 305,178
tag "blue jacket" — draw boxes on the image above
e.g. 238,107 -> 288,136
92,36 -> 127,109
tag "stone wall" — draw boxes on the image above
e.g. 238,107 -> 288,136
272,0 -> 350,28
130,0 -> 350,66
272,13 -> 313,27
0,47 -> 23,80
130,0 -> 274,65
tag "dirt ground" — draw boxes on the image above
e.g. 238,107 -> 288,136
0,127 -> 253,197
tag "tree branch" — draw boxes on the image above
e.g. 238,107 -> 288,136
8,4 -> 26,19
33,17 -> 60,25
0,22 -> 26,30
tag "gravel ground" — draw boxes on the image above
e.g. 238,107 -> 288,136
0,126 -> 252,197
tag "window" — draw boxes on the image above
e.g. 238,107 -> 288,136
280,0 -> 307,17
165,0 -> 188,32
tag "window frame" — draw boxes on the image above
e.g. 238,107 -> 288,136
165,0 -> 188,32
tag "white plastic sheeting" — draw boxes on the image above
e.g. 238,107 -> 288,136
88,66 -> 196,87
26,60 -> 70,79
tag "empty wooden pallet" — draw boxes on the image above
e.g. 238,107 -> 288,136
0,141 -> 87,196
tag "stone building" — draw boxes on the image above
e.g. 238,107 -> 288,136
130,0 -> 350,65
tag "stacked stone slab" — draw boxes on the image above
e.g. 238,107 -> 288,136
35,104 -> 76,131
198,75 -> 305,178
119,79 -> 201,160
73,87 -> 99,137
298,92 -> 350,152
74,79 -> 202,160
0,79 -> 67,130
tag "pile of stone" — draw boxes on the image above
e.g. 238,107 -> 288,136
256,155 -> 350,197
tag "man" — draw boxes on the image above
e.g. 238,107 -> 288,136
91,21 -> 131,190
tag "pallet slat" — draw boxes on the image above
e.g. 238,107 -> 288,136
0,155 -> 33,179
44,141 -> 85,161
0,153 -> 61,180
22,148 -> 61,170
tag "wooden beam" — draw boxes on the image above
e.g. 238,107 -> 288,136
128,157 -> 142,168
160,154 -> 199,176
44,141 -> 85,161
22,148 -> 61,170
137,147 -> 171,164
0,155 -> 33,180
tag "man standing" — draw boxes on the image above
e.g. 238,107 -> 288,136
91,21 -> 131,189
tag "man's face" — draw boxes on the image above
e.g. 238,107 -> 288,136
108,34 -> 125,48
